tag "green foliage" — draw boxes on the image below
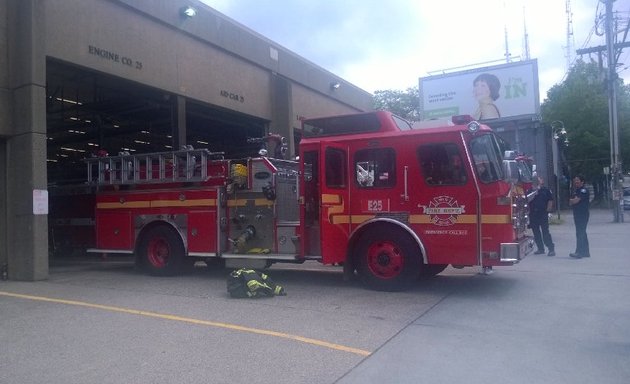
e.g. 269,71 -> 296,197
373,86 -> 420,121
541,59 -> 630,183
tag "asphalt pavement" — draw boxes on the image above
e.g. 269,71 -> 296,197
338,208 -> 630,384
0,208 -> 629,384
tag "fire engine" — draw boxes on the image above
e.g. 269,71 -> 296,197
84,110 -> 532,291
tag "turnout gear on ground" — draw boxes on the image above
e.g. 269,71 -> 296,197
227,268 -> 286,298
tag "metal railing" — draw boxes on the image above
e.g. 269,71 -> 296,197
85,149 -> 225,186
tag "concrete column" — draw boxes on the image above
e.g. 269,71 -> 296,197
6,0 -> 48,280
0,140 -> 7,275
1,1 -> 9,275
270,74 -> 293,158
174,95 -> 186,149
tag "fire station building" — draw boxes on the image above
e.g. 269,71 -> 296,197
0,0 -> 372,280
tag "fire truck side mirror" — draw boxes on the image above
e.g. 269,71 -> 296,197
503,160 -> 520,184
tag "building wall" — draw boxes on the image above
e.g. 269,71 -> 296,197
292,83 -> 361,125
0,0 -> 373,280
0,0 -> 10,137
3,0 -> 49,280
45,0 -> 273,119
492,121 -> 552,184
44,0 -> 372,120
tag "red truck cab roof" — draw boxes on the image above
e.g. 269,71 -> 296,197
301,110 -> 412,138
301,111 -> 491,146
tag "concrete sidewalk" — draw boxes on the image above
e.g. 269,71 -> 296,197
1,209 -> 627,384
338,209 -> 630,384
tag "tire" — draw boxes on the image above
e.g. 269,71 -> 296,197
419,264 -> 448,279
355,226 -> 422,291
137,225 -> 185,276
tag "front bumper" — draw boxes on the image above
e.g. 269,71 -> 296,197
500,236 -> 533,263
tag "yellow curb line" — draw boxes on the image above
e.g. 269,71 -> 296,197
0,290 -> 371,357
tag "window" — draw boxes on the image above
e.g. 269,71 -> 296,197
325,148 -> 347,188
354,148 -> 396,188
418,144 -> 467,186
469,134 -> 503,183
304,114 -> 381,138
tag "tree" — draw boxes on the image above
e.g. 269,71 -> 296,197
541,59 -> 630,201
373,86 -> 421,121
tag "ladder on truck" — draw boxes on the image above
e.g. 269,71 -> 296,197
85,148 -> 225,186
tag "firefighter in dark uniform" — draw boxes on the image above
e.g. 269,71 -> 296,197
529,176 -> 555,256
569,175 -> 590,258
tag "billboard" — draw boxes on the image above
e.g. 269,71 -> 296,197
419,59 -> 539,121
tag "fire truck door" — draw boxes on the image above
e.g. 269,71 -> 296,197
415,143 -> 479,266
301,150 -> 320,256
319,143 -> 350,264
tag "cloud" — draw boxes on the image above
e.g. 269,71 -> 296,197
202,0 -> 630,101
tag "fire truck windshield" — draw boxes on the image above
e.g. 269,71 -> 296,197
469,134 -> 504,183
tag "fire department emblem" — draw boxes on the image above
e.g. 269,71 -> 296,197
420,195 -> 465,226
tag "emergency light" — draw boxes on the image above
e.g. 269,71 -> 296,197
451,115 -> 474,125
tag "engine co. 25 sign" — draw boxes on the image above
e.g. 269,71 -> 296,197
88,45 -> 143,70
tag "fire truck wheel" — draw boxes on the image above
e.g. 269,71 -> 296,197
355,227 -> 421,291
137,225 -> 185,276
419,264 -> 449,279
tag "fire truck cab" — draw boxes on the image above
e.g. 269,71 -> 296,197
86,110 -> 531,291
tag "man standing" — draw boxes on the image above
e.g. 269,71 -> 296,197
569,175 -> 590,258
529,176 -> 555,256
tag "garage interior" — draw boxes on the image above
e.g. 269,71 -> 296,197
46,59 -> 269,257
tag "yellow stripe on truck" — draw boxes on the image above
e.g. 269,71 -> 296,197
151,199 -> 216,208
328,214 -> 510,226
227,199 -> 273,207
97,199 -> 216,209
97,201 -> 150,209
481,215 -> 512,224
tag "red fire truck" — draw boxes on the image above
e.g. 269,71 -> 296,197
85,111 -> 531,291
504,151 -> 537,198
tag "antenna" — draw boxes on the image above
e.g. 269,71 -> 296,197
565,0 -> 575,70
505,24 -> 511,63
504,1 -> 511,63
523,6 -> 530,60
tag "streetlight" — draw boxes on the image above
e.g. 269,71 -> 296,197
551,121 -> 568,220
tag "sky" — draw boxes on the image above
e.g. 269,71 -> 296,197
199,0 -> 630,102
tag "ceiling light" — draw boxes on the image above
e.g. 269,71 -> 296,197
181,6 -> 197,18
55,97 -> 82,105
60,147 -> 86,153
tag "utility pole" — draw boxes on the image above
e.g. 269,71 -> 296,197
576,1 -> 627,222
604,0 -> 623,222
